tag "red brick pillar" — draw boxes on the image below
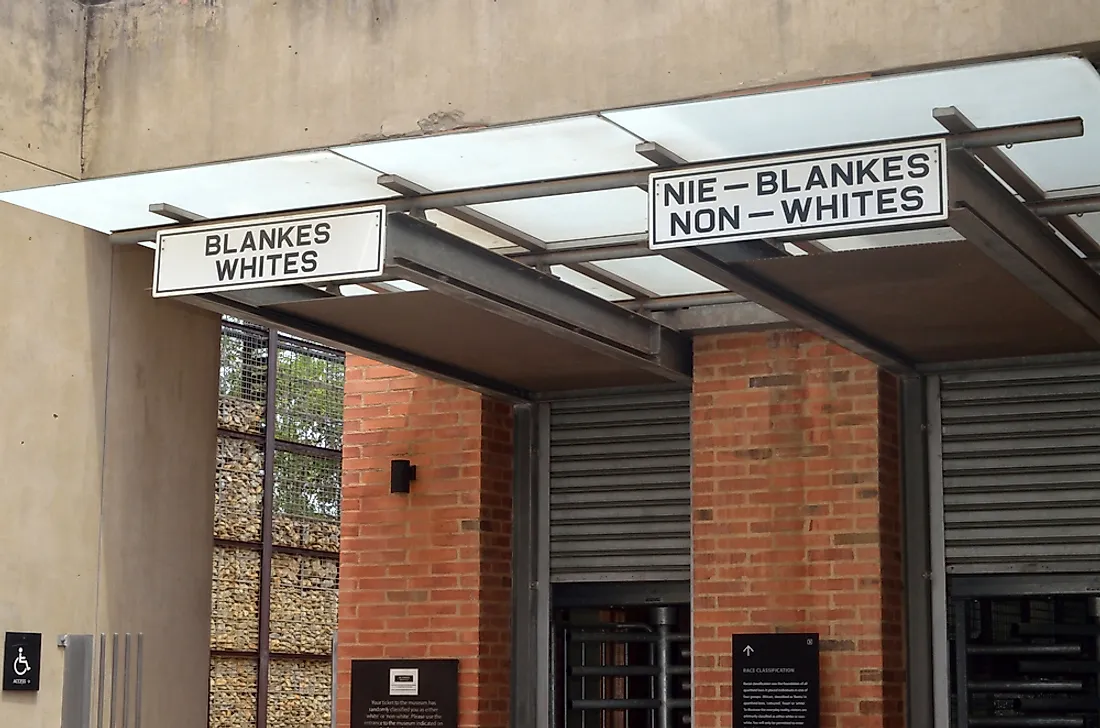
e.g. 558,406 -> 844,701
692,331 -> 904,728
337,357 -> 513,728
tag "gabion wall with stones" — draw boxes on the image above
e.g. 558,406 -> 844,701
209,320 -> 343,728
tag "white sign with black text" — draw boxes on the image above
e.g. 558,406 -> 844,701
648,139 -> 947,250
389,668 -> 420,697
152,204 -> 387,297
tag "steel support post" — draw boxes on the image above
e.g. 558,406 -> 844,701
927,377 -> 951,728
383,212 -> 692,382
511,404 -> 550,728
947,150 -> 1100,344
900,377 -> 933,728
257,328 -> 278,728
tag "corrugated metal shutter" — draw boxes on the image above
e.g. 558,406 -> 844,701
548,390 -> 691,583
939,362 -> 1100,574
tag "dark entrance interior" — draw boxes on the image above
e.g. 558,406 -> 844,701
552,585 -> 692,728
949,578 -> 1100,727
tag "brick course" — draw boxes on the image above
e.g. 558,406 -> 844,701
692,331 -> 904,728
337,358 -> 512,728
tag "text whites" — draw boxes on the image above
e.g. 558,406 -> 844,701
153,206 -> 386,298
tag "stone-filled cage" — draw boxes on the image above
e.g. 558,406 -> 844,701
210,317 -> 344,728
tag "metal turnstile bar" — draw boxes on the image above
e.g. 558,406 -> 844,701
967,644 -> 1082,656
969,681 -> 1084,692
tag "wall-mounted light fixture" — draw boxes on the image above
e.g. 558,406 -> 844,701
390,459 -> 417,494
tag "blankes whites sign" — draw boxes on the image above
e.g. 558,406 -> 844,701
648,139 -> 947,250
152,205 -> 386,297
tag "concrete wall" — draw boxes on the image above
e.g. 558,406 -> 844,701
0,4 -> 221,727
82,0 -> 1100,176
96,247 -> 219,728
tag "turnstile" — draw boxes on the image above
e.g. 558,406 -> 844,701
554,603 -> 692,728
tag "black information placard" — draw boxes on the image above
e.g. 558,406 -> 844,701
733,633 -> 819,728
3,632 -> 42,692
351,659 -> 459,728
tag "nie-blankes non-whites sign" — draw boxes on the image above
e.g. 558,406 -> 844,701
648,139 -> 948,250
152,205 -> 387,297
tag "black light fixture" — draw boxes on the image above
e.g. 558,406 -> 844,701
390,459 -> 417,494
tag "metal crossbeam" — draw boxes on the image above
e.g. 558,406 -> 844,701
383,213 -> 692,382
947,149 -> 1100,343
651,300 -> 788,333
933,106 -> 1100,257
377,174 -> 656,299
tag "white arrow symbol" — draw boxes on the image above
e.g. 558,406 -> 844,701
742,645 -> 754,657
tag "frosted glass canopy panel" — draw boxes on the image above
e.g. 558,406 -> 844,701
471,188 -> 648,242
0,151 -> 398,234
424,210 -> 514,250
605,55 -> 1100,193
590,257 -> 727,297
1074,213 -> 1100,247
333,116 -> 653,192
550,266 -> 632,302
822,227 -> 964,252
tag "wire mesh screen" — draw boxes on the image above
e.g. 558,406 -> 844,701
211,546 -> 261,652
214,436 -> 264,543
274,335 -> 344,450
209,656 -> 259,728
219,323 -> 268,435
269,554 -> 338,654
273,451 -> 341,552
267,657 -> 332,728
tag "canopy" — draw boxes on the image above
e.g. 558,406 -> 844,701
5,55 -> 1100,398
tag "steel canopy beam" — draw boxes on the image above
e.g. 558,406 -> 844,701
947,149 -> 1100,343
933,106 -> 1100,257
661,247 -> 916,373
383,213 -> 692,382
189,293 -> 532,402
651,301 -> 788,333
377,173 -> 656,300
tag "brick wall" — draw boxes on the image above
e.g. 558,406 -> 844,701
337,357 -> 513,728
692,331 -> 904,728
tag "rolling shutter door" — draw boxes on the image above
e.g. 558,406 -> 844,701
548,390 -> 691,583
939,362 -> 1100,574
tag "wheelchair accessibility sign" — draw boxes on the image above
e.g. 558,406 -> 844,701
3,632 -> 41,691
